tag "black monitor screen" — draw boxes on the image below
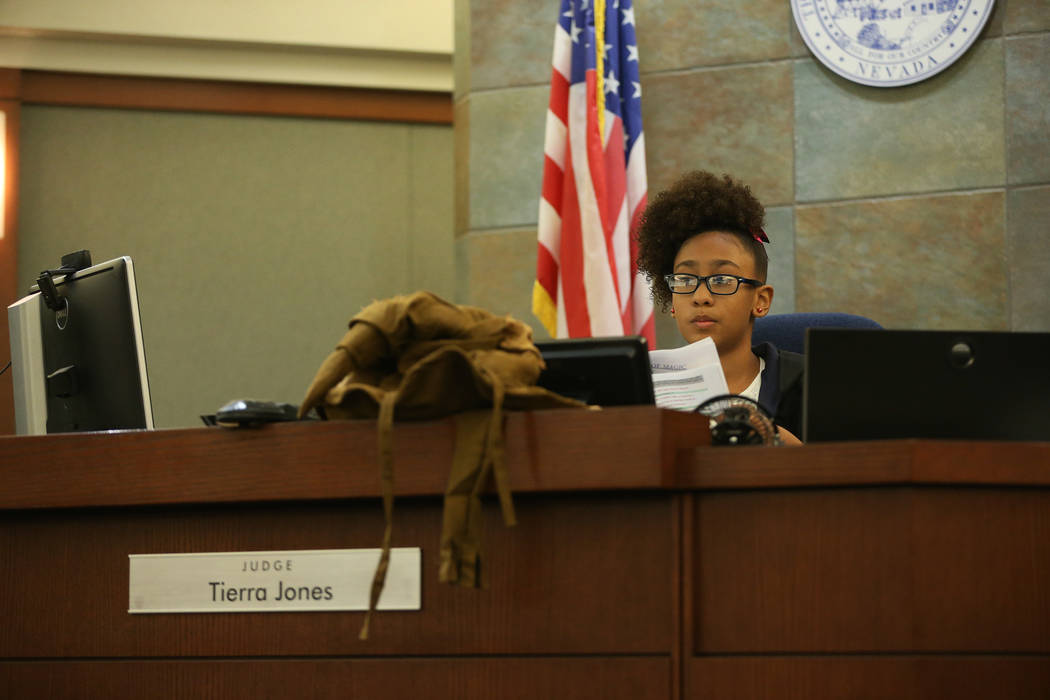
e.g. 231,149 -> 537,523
8,256 -> 153,434
803,328 -> 1050,442
534,336 -> 655,407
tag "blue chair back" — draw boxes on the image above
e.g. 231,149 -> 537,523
753,312 -> 882,354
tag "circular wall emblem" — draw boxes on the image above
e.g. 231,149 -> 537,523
791,0 -> 995,87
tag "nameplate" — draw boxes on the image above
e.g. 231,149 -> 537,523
128,548 -> 421,613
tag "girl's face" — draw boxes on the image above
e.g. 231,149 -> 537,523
670,231 -> 772,354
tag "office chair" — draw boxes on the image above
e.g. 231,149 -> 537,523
753,312 -> 882,354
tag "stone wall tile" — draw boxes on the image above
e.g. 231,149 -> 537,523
471,0 -> 557,91
765,206 -> 797,315
1006,34 -> 1050,185
1008,186 -> 1050,331
455,228 -> 472,305
980,0 -> 1007,37
454,0 -> 472,101
468,86 -> 549,230
638,0 -> 792,72
455,97 -> 471,236
458,228 -> 545,336
796,192 -> 1007,330
645,63 -> 794,205
1004,0 -> 1050,33
795,40 -> 1005,201
789,15 -> 812,58
654,308 -> 680,349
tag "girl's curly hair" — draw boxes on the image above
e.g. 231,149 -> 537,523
635,171 -> 767,311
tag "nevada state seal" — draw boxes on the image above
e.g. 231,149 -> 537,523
791,0 -> 995,87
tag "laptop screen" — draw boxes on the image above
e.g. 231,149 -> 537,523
803,329 -> 1050,442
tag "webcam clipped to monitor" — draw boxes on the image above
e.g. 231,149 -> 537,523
534,335 -> 655,407
7,255 -> 154,435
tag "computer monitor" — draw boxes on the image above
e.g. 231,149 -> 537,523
803,328 -> 1050,442
7,256 -> 154,434
534,336 -> 655,406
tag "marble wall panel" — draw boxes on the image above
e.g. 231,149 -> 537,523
764,206 -> 797,316
1004,0 -> 1050,33
458,0 -> 1028,345
963,0 -> 1007,37
1005,34 -> 1050,185
795,39 -> 1005,201
1008,186 -> 1050,331
455,97 -> 471,236
457,228 -> 545,336
982,0 -> 1007,35
795,191 -> 1007,330
644,63 -> 794,205
454,0 -> 472,100
637,0 -> 792,72
654,307 -> 680,349
455,226 -> 471,306
981,0 -> 1007,36
470,0 -> 558,91
468,85 -> 549,230
789,13 -> 813,59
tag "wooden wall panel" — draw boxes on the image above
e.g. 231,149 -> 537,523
20,71 -> 452,124
911,488 -> 1050,649
0,494 -> 674,658
0,657 -> 670,700
678,440 -> 1050,488
687,657 -> 1050,700
0,90 -> 19,435
0,69 -> 20,99
694,487 -> 1050,653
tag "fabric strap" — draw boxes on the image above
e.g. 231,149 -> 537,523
359,391 -> 398,640
438,372 -> 515,588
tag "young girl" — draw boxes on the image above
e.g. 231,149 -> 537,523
636,170 -> 803,444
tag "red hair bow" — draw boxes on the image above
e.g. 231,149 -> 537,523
751,228 -> 769,244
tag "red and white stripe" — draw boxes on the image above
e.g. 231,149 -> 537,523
533,20 -> 654,346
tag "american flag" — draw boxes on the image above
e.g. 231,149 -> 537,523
532,0 -> 654,345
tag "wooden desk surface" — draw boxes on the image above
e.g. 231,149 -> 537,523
0,406 -> 707,509
2,407 -> 1048,510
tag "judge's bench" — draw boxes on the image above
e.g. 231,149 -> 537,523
1,407 -> 1048,699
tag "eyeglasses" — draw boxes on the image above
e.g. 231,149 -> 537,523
664,272 -> 764,296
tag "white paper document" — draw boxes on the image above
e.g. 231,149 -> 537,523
648,337 -> 729,411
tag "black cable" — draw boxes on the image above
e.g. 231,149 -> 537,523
0,360 -> 10,377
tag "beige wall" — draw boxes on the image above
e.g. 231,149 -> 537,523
17,106 -> 453,428
6,4 -> 462,433
0,0 -> 452,52
0,0 -> 454,91
456,0 -> 1050,348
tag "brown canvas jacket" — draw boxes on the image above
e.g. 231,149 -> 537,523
299,291 -> 583,638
